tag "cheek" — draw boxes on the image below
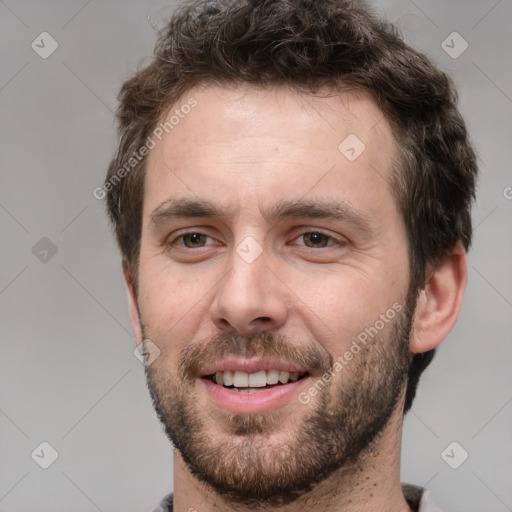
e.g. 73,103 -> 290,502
284,265 -> 407,351
137,264 -> 214,345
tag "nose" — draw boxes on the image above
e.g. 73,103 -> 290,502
210,249 -> 288,335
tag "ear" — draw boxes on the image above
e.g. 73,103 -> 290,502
122,261 -> 143,346
410,242 -> 468,354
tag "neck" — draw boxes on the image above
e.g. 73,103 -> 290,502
172,407 -> 412,512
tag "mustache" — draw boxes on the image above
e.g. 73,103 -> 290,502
177,331 -> 332,381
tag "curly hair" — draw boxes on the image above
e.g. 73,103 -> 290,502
105,0 -> 477,412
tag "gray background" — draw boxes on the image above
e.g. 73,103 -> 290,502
1,1 -> 511,511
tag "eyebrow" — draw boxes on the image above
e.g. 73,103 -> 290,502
150,198 -> 229,227
150,198 -> 375,236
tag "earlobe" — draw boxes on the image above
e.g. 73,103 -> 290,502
122,261 -> 143,345
410,243 -> 468,354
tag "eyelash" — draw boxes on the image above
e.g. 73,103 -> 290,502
168,231 -> 343,249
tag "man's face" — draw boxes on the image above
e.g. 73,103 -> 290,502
134,85 -> 414,505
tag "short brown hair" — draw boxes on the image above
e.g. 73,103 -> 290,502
105,0 -> 477,412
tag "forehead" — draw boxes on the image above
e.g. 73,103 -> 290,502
143,84 -> 400,221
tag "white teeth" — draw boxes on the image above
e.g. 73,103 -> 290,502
266,369 -> 280,385
248,370 -> 267,387
233,371 -> 249,387
278,371 -> 290,384
222,370 -> 234,386
211,369 -> 307,387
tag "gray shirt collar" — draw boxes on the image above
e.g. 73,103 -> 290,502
153,483 -> 442,512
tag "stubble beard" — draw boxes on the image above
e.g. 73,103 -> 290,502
143,297 -> 415,508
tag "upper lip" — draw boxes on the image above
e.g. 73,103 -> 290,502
199,358 -> 309,377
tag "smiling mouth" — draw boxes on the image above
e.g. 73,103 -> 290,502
203,370 -> 309,393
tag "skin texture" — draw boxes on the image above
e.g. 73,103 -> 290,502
123,85 -> 468,512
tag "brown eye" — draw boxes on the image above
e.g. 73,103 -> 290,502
302,232 -> 332,248
181,233 -> 208,247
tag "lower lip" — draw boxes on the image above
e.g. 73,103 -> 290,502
200,377 -> 310,414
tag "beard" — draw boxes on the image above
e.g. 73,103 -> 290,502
142,295 -> 415,508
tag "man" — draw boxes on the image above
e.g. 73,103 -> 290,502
104,1 -> 477,511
